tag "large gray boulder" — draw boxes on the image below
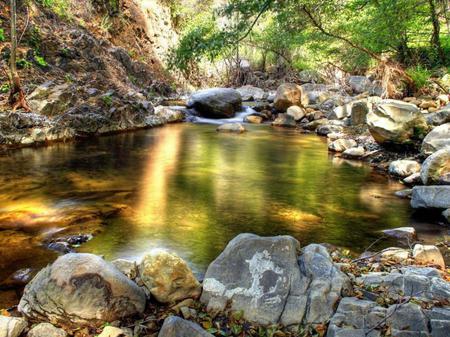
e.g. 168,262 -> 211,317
236,85 -> 266,101
367,100 -> 428,146
18,253 -> 146,327
187,88 -> 242,119
201,234 -> 303,326
422,123 -> 450,154
274,84 -> 302,111
421,148 -> 450,185
411,186 -> 450,209
158,316 -> 213,337
201,235 -> 351,327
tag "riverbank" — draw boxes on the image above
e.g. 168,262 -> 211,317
1,233 -> 449,337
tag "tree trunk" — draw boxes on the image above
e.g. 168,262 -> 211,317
429,0 -> 445,64
8,0 -> 30,112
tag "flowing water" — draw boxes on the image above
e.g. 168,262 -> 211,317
0,123 -> 445,306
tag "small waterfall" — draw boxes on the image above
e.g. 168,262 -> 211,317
192,106 -> 256,125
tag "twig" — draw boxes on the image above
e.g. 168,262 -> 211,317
18,5 -> 30,45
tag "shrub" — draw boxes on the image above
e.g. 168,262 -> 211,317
406,66 -> 432,90
0,28 -> 5,42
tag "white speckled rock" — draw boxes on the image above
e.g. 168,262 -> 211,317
0,316 -> 27,337
389,160 -> 421,178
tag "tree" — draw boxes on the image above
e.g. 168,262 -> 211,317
8,0 -> 30,112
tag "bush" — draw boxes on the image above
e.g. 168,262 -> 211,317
0,28 -> 5,42
36,0 -> 70,18
406,66 -> 432,90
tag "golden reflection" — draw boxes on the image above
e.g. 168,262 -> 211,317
135,126 -> 183,226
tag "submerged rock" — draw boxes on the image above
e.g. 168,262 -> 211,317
216,123 -> 246,133
367,100 -> 428,146
138,250 -> 201,304
18,253 -> 146,327
187,88 -> 242,119
274,84 -> 302,111
244,115 -> 263,124
158,316 -> 213,337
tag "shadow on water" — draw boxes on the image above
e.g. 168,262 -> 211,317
0,123 -> 446,306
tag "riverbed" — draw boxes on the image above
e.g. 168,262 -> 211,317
0,123 -> 445,307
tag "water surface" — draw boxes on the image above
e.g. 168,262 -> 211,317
0,123 -> 444,304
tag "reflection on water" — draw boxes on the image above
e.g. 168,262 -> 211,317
0,124 -> 442,294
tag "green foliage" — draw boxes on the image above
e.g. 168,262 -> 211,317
0,28 -> 5,42
102,94 -> 113,107
16,59 -> 32,69
36,0 -> 70,18
34,55 -> 48,67
406,66 -> 432,89
0,83 -> 10,94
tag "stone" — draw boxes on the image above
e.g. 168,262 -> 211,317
387,303 -> 428,332
404,173 -> 422,185
286,105 -> 306,121
348,76 -> 372,94
187,88 -> 242,119
383,227 -> 416,242
273,84 -> 302,111
400,266 -> 441,278
329,105 -> 351,120
138,249 -> 201,304
28,323 -> 67,337
316,124 -> 344,136
395,189 -> 413,199
422,123 -> 450,154
111,259 -> 138,279
367,100 -> 428,146
98,326 -> 131,337
236,86 -> 266,101
272,113 -> 296,127
328,139 -> 357,152
343,146 -> 365,159
443,209 -> 450,222
412,244 -> 445,270
389,160 -> 421,178
154,106 -> 185,123
216,123 -> 246,133
380,248 -> 410,263
298,69 -> 322,84
351,100 -> 370,125
0,316 -> 27,337
426,107 -> 450,127
299,83 -> 329,106
411,186 -> 450,209
158,316 -> 213,337
244,115 -> 263,124
421,148 -> 450,185
28,82 -> 75,116
201,234 -> 303,325
18,253 -> 146,327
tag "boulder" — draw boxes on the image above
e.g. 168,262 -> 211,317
154,106 -> 185,123
342,146 -> 365,159
244,115 -> 263,124
158,316 -> 213,337
28,323 -> 67,337
382,227 -> 417,242
286,105 -> 306,121
18,253 -> 146,327
422,123 -> 450,154
0,316 -> 27,337
348,76 -> 372,94
298,70 -> 322,84
380,247 -> 410,263
27,82 -> 75,116
411,186 -> 450,209
299,84 -> 329,106
412,244 -> 445,270
273,84 -> 302,111
367,100 -> 428,146
421,148 -> 450,185
351,100 -> 370,125
201,234 -> 303,325
236,86 -> 266,101
404,173 -> 422,185
389,160 -> 421,178
187,88 -> 242,119
138,250 -> 201,304
216,123 -> 246,133
328,139 -> 357,152
426,107 -> 450,127
272,113 -> 296,127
